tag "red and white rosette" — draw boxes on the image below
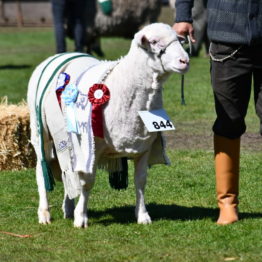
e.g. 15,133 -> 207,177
88,83 -> 110,138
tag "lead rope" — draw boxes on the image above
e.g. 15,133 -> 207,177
181,35 -> 192,105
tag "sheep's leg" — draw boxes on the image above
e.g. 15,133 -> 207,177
36,160 -> 51,224
62,193 -> 75,219
73,173 -> 96,228
73,188 -> 89,228
134,152 -> 152,224
29,110 -> 50,224
73,142 -> 105,228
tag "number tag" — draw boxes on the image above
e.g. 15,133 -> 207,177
138,109 -> 175,132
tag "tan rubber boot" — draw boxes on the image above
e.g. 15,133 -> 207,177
214,134 -> 240,225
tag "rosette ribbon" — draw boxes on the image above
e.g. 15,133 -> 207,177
88,83 -> 110,138
56,72 -> 70,106
61,83 -> 79,133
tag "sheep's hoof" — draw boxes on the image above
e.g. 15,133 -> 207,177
38,208 -> 51,224
62,198 -> 75,219
73,213 -> 88,228
137,212 -> 152,225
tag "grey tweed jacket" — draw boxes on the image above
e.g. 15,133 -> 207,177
175,0 -> 262,46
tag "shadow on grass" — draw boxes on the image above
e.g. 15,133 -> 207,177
0,64 -> 31,70
89,203 -> 262,225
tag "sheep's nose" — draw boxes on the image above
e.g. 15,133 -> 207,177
179,58 -> 189,65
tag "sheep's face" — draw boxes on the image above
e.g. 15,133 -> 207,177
134,23 -> 189,74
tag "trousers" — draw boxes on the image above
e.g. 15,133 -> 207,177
51,0 -> 88,53
210,42 -> 262,138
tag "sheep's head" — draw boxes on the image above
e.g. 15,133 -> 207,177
134,23 -> 189,74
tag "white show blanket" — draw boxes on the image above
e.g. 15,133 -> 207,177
35,53 -> 96,196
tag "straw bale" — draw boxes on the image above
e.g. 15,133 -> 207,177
0,97 -> 36,171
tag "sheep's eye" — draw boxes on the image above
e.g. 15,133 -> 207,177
151,40 -> 157,45
178,36 -> 188,45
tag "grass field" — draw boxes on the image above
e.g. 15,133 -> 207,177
0,27 -> 262,262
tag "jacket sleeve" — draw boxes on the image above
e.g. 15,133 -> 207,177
175,0 -> 194,23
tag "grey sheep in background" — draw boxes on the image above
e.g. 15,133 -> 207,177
67,0 -> 162,55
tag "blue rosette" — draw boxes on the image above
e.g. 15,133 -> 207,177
61,83 -> 79,134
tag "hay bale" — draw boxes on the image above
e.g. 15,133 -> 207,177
0,98 -> 36,171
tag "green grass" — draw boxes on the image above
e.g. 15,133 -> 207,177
0,27 -> 262,262
1,152 -> 262,262
0,27 -> 130,103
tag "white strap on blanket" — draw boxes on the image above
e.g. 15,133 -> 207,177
44,78 -> 82,199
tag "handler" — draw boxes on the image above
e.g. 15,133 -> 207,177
173,0 -> 262,225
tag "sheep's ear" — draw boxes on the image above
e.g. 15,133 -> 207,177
141,35 -> 150,47
134,32 -> 150,49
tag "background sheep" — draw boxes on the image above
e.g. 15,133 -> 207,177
67,0 -> 162,54
27,23 -> 189,228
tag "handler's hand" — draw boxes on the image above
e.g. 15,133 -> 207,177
172,22 -> 196,43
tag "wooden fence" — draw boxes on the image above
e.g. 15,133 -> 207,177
0,0 -> 53,27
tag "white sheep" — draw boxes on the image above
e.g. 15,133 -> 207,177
27,23 -> 189,228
